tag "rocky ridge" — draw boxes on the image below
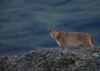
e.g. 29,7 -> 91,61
0,47 -> 100,71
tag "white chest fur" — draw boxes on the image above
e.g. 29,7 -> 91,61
56,41 -> 61,46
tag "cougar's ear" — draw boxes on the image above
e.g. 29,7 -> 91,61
49,29 -> 52,32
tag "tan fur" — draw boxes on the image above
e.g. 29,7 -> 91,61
50,29 -> 94,50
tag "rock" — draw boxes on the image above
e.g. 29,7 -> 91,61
92,53 -> 100,58
0,47 -> 100,71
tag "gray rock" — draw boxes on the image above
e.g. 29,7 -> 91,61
0,47 -> 100,71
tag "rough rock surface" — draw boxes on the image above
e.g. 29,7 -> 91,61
0,47 -> 100,71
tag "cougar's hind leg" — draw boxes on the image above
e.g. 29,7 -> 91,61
89,39 -> 94,48
86,37 -> 94,48
86,40 -> 94,48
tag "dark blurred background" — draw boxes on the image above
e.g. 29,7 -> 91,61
0,0 -> 100,56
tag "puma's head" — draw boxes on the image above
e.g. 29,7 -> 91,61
49,29 -> 59,38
